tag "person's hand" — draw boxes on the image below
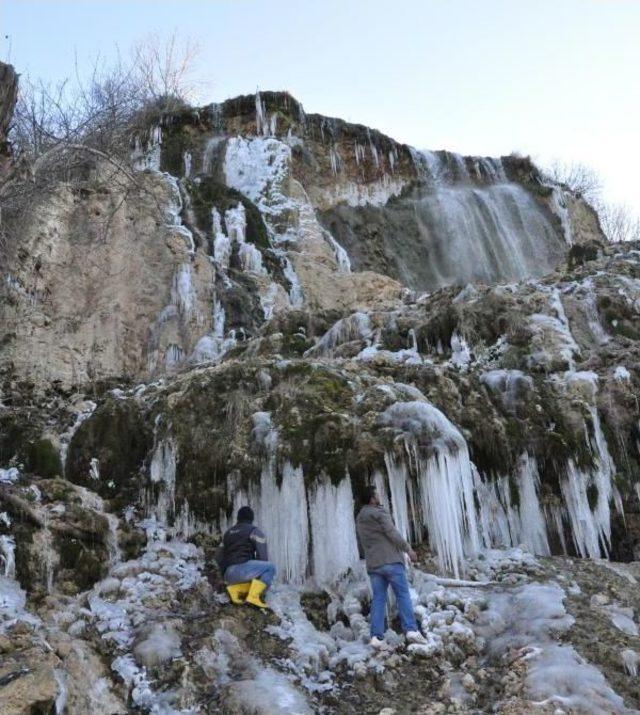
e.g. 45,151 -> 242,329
408,549 -> 418,562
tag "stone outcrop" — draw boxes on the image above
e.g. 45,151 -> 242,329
0,90 -> 603,389
1,89 -> 638,714
0,62 -> 17,181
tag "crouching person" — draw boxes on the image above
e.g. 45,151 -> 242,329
219,506 -> 275,609
356,486 -> 428,647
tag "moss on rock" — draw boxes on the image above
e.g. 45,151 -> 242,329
66,398 -> 152,506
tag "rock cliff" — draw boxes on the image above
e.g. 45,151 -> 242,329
1,81 -> 639,714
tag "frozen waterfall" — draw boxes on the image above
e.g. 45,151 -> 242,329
378,399 -> 482,578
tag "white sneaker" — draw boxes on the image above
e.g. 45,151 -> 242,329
406,630 -> 428,645
369,636 -> 385,648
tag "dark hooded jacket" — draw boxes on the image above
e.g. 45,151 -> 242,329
218,521 -> 268,573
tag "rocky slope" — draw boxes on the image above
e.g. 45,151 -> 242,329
1,73 -> 640,713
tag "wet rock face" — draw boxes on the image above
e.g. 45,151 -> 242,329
318,180 -> 567,292
1,89 -> 599,388
0,476 -> 114,597
65,397 -> 152,506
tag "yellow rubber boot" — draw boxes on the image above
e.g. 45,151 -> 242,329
245,579 -> 269,609
226,582 -> 251,604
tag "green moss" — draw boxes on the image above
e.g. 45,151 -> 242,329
165,365 -> 264,521
187,177 -> 269,249
267,366 -> 357,484
160,125 -> 193,176
416,305 -> 458,352
567,242 -> 600,270
56,534 -> 107,590
66,398 -> 152,506
25,439 -> 62,478
280,332 -> 314,356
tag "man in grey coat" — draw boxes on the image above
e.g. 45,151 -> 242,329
356,485 -> 428,647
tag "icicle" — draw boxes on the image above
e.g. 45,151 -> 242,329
475,455 -> 550,555
213,299 -> 226,338
212,208 -> 232,268
323,230 -> 351,273
183,151 -> 192,177
132,125 -> 162,171
516,454 -> 551,555
380,399 -> 481,577
163,175 -> 196,253
189,334 -> 236,365
560,404 -> 617,559
255,91 -> 268,136
474,472 -> 513,549
255,461 -> 309,584
59,401 -> 97,474
171,264 -> 196,319
89,457 -> 100,481
281,254 -> 304,307
305,312 -> 372,357
248,414 -> 310,584
371,469 -> 390,511
260,283 -> 279,321
450,331 -> 472,370
149,438 -> 177,526
309,476 -> 360,585
54,669 -> 68,715
370,143 -> 379,169
383,453 -> 412,540
0,535 -> 16,578
39,514 -> 57,593
329,147 -> 340,176
224,203 -> 266,274
549,186 -> 573,245
622,649 -> 639,677
105,513 -> 121,566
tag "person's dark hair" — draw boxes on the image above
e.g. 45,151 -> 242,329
362,485 -> 378,505
237,506 -> 254,523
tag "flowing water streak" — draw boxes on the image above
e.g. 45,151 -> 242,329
405,149 -> 566,289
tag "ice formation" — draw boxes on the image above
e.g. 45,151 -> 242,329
309,477 -> 360,585
475,454 -> 550,556
305,311 -> 372,357
379,399 -> 481,577
560,406 -> 619,559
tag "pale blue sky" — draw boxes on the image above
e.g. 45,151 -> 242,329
2,0 -> 639,214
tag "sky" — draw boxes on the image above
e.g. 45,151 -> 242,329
2,0 -> 639,215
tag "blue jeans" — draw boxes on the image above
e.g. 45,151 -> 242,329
224,559 -> 276,587
368,562 -> 417,637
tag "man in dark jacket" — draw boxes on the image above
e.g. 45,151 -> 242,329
356,485 -> 427,647
218,506 -> 275,608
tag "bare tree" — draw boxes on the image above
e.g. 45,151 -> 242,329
545,159 -> 640,244
133,32 -> 202,108
8,33 -> 201,171
596,202 -> 640,243
547,160 -> 603,204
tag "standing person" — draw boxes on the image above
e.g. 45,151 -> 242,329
356,485 -> 428,647
218,506 -> 275,609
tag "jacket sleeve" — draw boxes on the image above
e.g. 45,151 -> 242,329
376,510 -> 411,552
250,527 -> 269,561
